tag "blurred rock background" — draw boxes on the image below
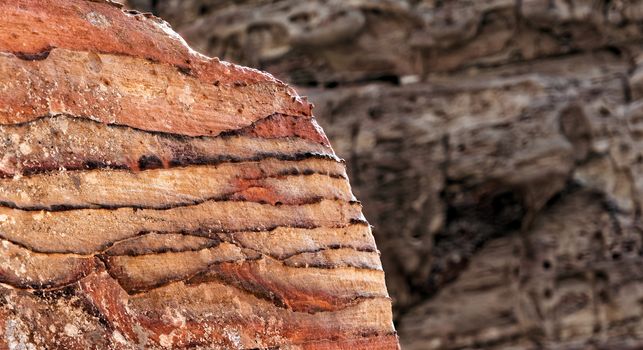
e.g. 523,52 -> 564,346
125,1 -> 643,348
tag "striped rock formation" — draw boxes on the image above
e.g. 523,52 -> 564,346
139,0 -> 643,349
0,1 -> 398,349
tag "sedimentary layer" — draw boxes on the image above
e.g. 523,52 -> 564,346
0,0 -> 398,349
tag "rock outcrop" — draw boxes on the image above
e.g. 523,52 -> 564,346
0,1 -> 398,349
132,0 -> 643,348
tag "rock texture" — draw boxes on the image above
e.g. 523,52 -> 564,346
0,1 -> 397,349
131,0 -> 643,349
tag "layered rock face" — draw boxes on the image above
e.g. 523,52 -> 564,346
0,1 -> 397,349
131,0 -> 643,349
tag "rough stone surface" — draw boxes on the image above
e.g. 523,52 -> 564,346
0,1 -> 398,349
130,0 -> 643,348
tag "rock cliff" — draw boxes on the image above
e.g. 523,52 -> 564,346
0,1 -> 397,348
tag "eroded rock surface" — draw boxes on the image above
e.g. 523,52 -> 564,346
0,1 -> 398,349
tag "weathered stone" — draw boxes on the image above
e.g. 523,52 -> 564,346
0,1 -> 397,349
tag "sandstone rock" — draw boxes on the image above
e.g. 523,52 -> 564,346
130,0 -> 643,348
0,1 -> 398,349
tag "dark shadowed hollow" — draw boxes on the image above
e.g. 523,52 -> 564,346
127,1 -> 643,349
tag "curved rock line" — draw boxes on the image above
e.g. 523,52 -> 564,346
2,152 -> 343,178
0,266 -> 390,316
0,192 -> 357,212
0,46 -> 310,137
2,112 -> 328,144
0,221 -> 371,255
70,269 -> 394,347
0,200 -> 368,254
0,171 -> 354,210
0,224 -> 378,257
0,114 -> 341,178
102,249 -> 385,293
0,239 -> 387,314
